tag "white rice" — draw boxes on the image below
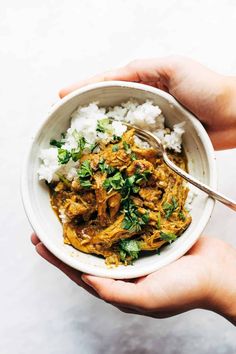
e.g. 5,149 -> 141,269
185,188 -> 198,211
38,100 -> 185,183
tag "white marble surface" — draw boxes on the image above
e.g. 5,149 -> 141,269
0,1 -> 236,353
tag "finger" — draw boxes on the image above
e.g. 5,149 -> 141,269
59,70 -> 125,98
81,274 -> 148,309
35,243 -> 99,298
31,233 -> 40,245
59,57 -> 173,98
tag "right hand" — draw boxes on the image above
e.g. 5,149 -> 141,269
59,56 -> 236,150
32,234 -> 236,325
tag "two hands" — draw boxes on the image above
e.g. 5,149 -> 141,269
32,56 -> 236,324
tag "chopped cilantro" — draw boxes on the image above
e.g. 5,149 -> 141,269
50,139 -> 65,148
131,152 -> 137,161
103,172 -> 125,192
122,200 -> 149,232
77,160 -> 92,178
112,134 -> 121,142
119,249 -> 127,262
56,173 -> 71,188
126,175 -> 136,186
58,149 -> 71,164
96,118 -> 111,133
123,141 -> 131,154
141,212 -> 150,224
119,239 -> 141,261
121,170 -> 152,200
98,158 -> 107,173
98,159 -> 116,175
78,135 -> 87,151
122,175 -> 139,196
112,144 -> 119,152
90,143 -> 99,152
77,160 -> 93,189
131,185 -> 139,193
160,231 -> 177,243
178,210 -> 186,221
134,170 -> 151,184
54,131 -> 87,164
79,179 -> 92,188
71,133 -> 87,162
71,150 -> 80,162
163,197 -> 178,219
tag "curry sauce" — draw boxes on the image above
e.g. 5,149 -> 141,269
49,128 -> 191,266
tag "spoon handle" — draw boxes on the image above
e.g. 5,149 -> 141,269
110,119 -> 236,212
163,153 -> 236,212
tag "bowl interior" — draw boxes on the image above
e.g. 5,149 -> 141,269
22,82 -> 216,279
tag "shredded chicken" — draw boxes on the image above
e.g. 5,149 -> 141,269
49,128 -> 191,266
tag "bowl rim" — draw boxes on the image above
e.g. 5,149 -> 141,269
21,81 -> 217,279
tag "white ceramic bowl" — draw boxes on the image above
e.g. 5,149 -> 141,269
21,81 -> 217,279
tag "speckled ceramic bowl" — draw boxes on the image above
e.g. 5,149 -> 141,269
21,81 -> 217,279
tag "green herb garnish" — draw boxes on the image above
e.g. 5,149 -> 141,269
123,141 -> 131,154
134,170 -> 151,184
122,200 -> 149,232
112,134 -> 121,142
56,173 -> 71,188
77,160 -> 93,189
58,149 -> 71,164
98,159 -> 116,175
90,143 -> 99,153
103,171 -> 125,192
131,152 -> 137,161
50,139 -> 65,148
79,179 -> 92,188
178,210 -> 186,221
157,211 -> 161,229
54,131 -> 87,164
71,150 -> 80,162
112,144 -> 119,152
96,118 -> 111,133
77,160 -> 92,178
119,239 -> 141,261
160,231 -> 177,243
71,133 -> 87,162
121,170 -> 151,200
163,197 -> 178,219
50,132 -> 66,148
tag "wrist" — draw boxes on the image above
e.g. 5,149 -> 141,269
207,76 -> 236,150
204,242 -> 236,325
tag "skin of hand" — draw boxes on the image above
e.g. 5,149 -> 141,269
59,56 -> 236,150
32,56 -> 236,324
32,234 -> 236,325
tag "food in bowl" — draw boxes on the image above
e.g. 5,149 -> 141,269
38,100 -> 192,266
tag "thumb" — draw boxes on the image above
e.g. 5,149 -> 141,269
81,274 -> 148,309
